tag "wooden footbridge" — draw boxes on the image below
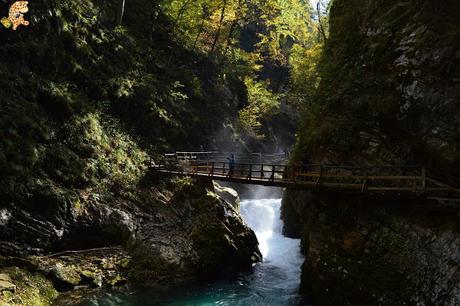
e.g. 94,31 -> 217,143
153,152 -> 460,199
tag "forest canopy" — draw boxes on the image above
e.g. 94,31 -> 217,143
150,0 -> 331,144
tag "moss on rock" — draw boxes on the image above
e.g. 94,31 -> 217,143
0,267 -> 58,306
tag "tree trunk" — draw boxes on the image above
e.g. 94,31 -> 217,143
192,20 -> 206,51
118,0 -> 126,25
173,0 -> 193,29
317,2 -> 328,42
210,0 -> 228,53
223,20 -> 238,55
223,0 -> 244,55
150,1 -> 161,41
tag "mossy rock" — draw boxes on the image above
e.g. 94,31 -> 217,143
0,267 -> 58,306
107,275 -> 127,287
50,263 -> 81,291
0,279 -> 16,293
0,274 -> 12,283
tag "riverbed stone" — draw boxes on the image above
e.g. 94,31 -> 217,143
0,279 -> 16,293
0,274 -> 12,282
213,182 -> 240,210
108,275 -> 127,287
51,263 -> 81,290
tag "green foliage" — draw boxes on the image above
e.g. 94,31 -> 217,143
257,0 -> 316,64
239,77 -> 281,138
288,42 -> 324,107
0,0 -> 248,204
158,0 -> 328,150
0,0 -> 330,206
65,113 -> 148,189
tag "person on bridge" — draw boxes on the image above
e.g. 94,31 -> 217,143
227,153 -> 235,177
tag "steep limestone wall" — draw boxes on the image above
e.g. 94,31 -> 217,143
296,0 -> 460,178
282,190 -> 460,305
285,1 -> 460,303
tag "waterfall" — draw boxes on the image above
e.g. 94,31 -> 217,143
238,198 -> 305,304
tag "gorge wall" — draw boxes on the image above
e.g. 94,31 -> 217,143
283,0 -> 460,304
295,0 -> 459,175
282,191 -> 460,305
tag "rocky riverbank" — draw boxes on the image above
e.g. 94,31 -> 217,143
0,179 -> 261,305
282,190 -> 460,305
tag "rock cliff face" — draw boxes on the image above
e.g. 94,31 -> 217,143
283,1 -> 460,304
282,191 -> 460,305
0,178 -> 261,305
296,0 -> 459,178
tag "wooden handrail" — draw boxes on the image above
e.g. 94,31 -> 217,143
152,159 -> 460,198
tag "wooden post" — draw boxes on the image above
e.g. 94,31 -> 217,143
222,162 -> 226,175
421,167 -> 426,193
260,164 -> 265,179
247,164 -> 252,180
210,162 -> 214,176
315,165 -> 323,189
293,165 -> 299,183
178,159 -> 184,174
361,167 -> 368,193
270,165 -> 275,182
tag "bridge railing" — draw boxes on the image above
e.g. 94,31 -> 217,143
169,161 -> 428,193
164,151 -> 288,164
153,158 -> 460,197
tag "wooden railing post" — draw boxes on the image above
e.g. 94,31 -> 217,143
269,165 -> 275,182
421,167 -> 426,193
315,165 -> 323,189
209,162 -> 214,176
222,162 -> 226,175
292,166 -> 296,183
361,167 -> 368,193
247,164 -> 252,180
260,164 -> 265,179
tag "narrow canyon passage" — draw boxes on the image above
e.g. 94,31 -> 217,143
69,196 -> 306,306
2,0 -> 458,304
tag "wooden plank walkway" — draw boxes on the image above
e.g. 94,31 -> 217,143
153,152 -> 460,199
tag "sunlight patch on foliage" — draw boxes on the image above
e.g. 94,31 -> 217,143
238,78 -> 281,138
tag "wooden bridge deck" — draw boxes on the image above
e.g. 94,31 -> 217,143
153,153 -> 460,199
